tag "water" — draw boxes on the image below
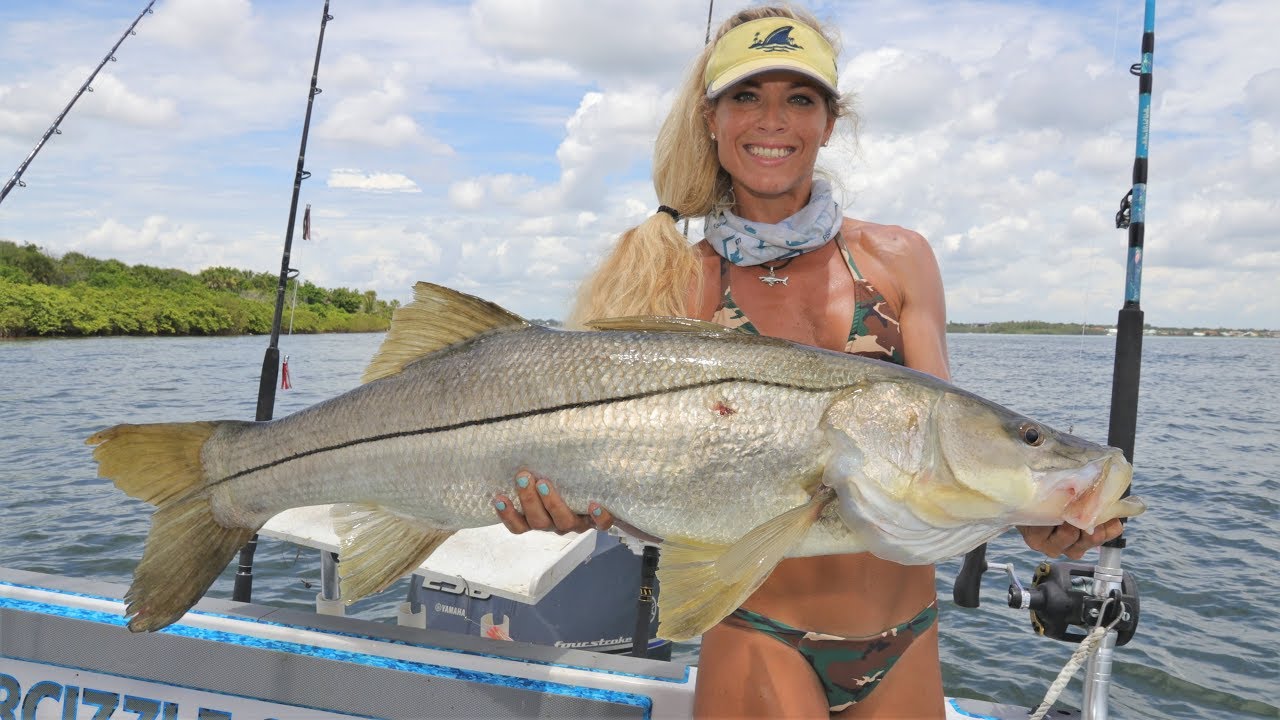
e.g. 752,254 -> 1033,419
1,333 -> 1276,718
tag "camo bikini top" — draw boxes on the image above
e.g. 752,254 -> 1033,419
711,234 -> 906,365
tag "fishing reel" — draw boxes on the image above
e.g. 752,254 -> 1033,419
953,543 -> 1140,646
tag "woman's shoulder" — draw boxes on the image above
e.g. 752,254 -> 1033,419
839,217 -> 944,310
692,238 -> 720,274
841,217 -> 934,263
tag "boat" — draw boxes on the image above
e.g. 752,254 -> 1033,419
0,557 -> 1074,720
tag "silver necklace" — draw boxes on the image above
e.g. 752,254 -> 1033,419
758,256 -> 797,287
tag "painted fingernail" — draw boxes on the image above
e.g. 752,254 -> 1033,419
495,500 -> 507,511
592,506 -> 602,517
516,475 -> 529,489
537,482 -> 550,496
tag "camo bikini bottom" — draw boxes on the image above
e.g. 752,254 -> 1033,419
723,601 -> 938,712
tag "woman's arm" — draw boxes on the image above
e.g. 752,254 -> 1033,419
891,229 -> 951,381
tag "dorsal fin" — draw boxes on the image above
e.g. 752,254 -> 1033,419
584,316 -> 748,335
362,282 -> 529,383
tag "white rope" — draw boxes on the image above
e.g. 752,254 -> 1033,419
1028,624 -> 1109,720
1027,600 -> 1130,720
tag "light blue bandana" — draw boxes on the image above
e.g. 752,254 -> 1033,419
703,179 -> 842,266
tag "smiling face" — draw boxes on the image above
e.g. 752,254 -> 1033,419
706,70 -> 837,223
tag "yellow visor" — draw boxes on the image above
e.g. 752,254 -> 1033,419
704,17 -> 838,99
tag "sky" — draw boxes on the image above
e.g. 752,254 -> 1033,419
0,0 -> 1276,330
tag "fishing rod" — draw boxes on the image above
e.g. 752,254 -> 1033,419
0,1 -> 157,207
1083,1 -> 1156,717
952,3 -> 1154,718
232,0 -> 335,604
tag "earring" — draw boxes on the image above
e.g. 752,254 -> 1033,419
710,133 -> 717,141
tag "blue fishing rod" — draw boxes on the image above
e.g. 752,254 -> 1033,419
952,3 -> 1154,717
232,0 -> 334,603
1083,1 -> 1156,717
0,1 -> 157,207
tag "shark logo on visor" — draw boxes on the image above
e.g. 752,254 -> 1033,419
748,25 -> 803,52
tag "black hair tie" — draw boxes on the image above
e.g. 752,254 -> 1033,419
656,205 -> 680,220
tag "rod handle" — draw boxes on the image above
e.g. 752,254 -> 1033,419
953,543 -> 988,608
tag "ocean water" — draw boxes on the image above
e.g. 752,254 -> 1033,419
1,332 -> 1276,718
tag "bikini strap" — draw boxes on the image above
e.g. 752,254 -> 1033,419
833,233 -> 864,280
717,254 -> 732,301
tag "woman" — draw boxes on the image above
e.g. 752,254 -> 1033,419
493,6 -> 1123,718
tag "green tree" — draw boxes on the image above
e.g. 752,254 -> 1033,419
0,241 -> 57,284
0,243 -> 392,336
297,280 -> 327,305
56,251 -> 105,286
328,287 -> 364,314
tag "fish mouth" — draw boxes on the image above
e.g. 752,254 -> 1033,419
1058,451 -> 1137,532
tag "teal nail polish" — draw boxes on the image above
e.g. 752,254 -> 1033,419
495,501 -> 507,511
537,482 -> 550,496
592,507 -> 602,517
516,475 -> 529,489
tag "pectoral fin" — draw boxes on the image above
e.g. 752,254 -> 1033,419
655,487 -> 835,642
332,503 -> 454,601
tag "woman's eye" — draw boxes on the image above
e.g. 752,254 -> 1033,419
789,94 -> 816,106
731,90 -> 758,103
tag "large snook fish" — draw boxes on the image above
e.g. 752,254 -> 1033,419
88,282 -> 1144,638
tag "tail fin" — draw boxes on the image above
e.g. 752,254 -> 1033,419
87,421 -> 257,632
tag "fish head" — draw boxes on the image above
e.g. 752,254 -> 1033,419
820,379 -> 1144,559
930,387 -> 1143,533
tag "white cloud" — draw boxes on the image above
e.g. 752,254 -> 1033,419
844,48 -> 967,134
77,216 -> 221,270
79,72 -> 179,127
449,88 -> 666,215
470,0 -> 705,80
448,179 -> 485,209
327,169 -> 421,193
147,0 -> 255,52
316,74 -> 451,152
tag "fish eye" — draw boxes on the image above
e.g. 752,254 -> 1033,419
1020,423 -> 1045,446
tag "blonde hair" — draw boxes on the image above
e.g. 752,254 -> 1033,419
569,4 -> 854,327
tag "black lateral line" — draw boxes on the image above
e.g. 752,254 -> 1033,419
212,376 -> 844,486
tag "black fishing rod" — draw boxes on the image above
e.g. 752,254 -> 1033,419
0,1 -> 157,207
232,0 -> 334,604
952,3 -> 1154,717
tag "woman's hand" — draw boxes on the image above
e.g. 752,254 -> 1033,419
493,470 -> 613,535
1017,519 -> 1125,560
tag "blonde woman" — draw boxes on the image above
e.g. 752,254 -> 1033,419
495,6 -> 1123,717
